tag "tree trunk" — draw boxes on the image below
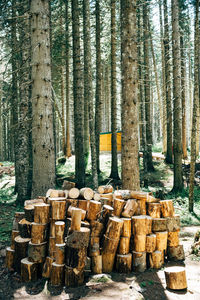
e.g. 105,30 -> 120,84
121,0 -> 140,190
31,0 -> 56,197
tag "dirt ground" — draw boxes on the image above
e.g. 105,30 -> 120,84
0,225 -> 200,300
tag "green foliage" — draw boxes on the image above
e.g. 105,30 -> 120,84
152,142 -> 163,153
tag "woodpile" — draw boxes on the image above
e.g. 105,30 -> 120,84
5,186 -> 184,287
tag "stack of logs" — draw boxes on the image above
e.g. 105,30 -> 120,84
5,185 -> 185,287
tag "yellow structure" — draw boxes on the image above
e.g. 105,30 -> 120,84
100,131 -> 121,152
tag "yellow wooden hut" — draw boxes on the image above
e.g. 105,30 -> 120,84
99,131 -> 121,152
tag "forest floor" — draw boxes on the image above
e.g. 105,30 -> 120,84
0,153 -> 200,299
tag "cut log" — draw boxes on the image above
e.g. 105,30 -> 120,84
18,219 -> 32,238
146,195 -> 159,203
70,208 -> 82,231
65,246 -> 87,269
135,200 -> 146,215
116,253 -> 132,273
102,235 -> 120,253
132,215 -> 147,235
65,266 -> 84,287
55,243 -> 66,265
68,205 -> 86,221
147,203 -> 161,218
93,193 -> 101,201
79,187 -> 94,200
167,230 -> 180,247
113,198 -> 125,217
98,185 -> 113,194
121,218 -> 131,237
121,199 -> 138,218
66,227 -> 90,249
66,199 -> 78,208
28,241 -> 47,263
149,250 -> 163,269
42,256 -> 53,278
68,188 -> 80,199
24,205 -> 34,222
55,221 -> 65,244
14,236 -> 31,273
21,257 -> 38,282
91,255 -> 102,274
12,212 -> 25,230
164,266 -> 187,290
160,200 -> 174,218
133,235 -> 146,252
100,193 -> 113,201
87,200 -> 102,221
90,221 -> 104,238
5,247 -> 15,270
101,205 -> 114,224
130,191 -> 152,201
48,237 -> 56,258
24,199 -> 44,207
11,230 -> 19,250
132,251 -> 146,272
31,222 -> 48,244
50,220 -> 56,237
34,203 -> 50,224
78,199 -> 88,211
47,197 -> 66,206
146,216 -> 152,234
152,218 -> 167,232
49,189 -> 66,198
89,237 -> 100,257
51,200 -> 66,220
156,231 -> 168,251
105,216 -> 124,240
146,234 -> 156,253
100,197 -> 112,206
166,215 -> 180,232
50,262 -> 65,286
167,244 -> 185,261
102,252 -> 116,273
62,180 -> 76,190
118,236 -> 130,255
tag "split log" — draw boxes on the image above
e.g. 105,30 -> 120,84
34,203 -> 50,224
132,216 -> 147,235
116,253 -> 132,273
167,230 -> 180,247
166,215 -> 180,232
156,231 -> 168,251
121,218 -> 131,237
113,198 -> 125,217
93,193 -> 101,201
68,188 -> 80,199
149,250 -> 163,269
67,205 -> 86,221
133,235 -> 146,252
164,266 -> 187,290
42,256 -> 53,278
55,221 -> 65,244
118,236 -> 130,255
146,234 -> 156,253
98,185 -> 113,194
18,219 -> 32,238
11,230 -> 19,249
62,180 -> 75,190
132,251 -> 146,272
50,262 -> 65,286
21,258 -> 38,282
91,255 -> 102,274
12,212 -> 25,230
146,216 -> 152,234
152,218 -> 167,232
147,203 -> 161,218
90,221 -> 104,238
65,266 -> 84,287
70,208 -> 82,231
102,252 -> 116,273
14,236 -> 30,273
55,243 -> 66,265
51,200 -> 66,220
50,220 -> 56,237
48,237 -> 56,258
121,199 -> 138,218
160,200 -> 174,218
28,241 -> 47,263
31,222 -> 48,244
102,235 -> 120,253
105,216 -> 124,240
65,246 -> 87,269
24,205 -> 34,222
135,200 -> 146,215
66,227 -> 90,249
5,247 -> 15,270
87,200 -> 102,221
79,187 -> 94,200
101,205 -> 114,224
167,244 -> 185,261
78,199 -> 88,211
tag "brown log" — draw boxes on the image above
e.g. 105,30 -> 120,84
79,187 -> 94,200
12,212 -> 25,230
66,218 -> 90,235
149,250 -> 163,269
18,219 -> 32,238
100,197 -> 112,206
146,234 -> 156,253
121,218 -> 131,237
98,185 -> 113,194
62,180 -> 76,190
101,205 -> 114,224
92,255 -> 102,274
90,220 -> 104,238
130,191 -> 152,201
132,215 -> 147,235
166,215 -> 180,232
116,253 -> 132,273
160,200 -> 174,217
105,216 -> 124,240
167,244 -> 185,261
49,189 -> 66,198
24,205 -> 34,222
89,237 -> 100,257
51,200 -> 66,220
66,198 -> 78,208
156,231 -> 168,251
147,203 -> 161,218
42,256 -> 53,278
78,199 -> 88,211
87,200 -> 102,221
135,200 -> 146,215
50,262 -> 64,286
113,198 -> 125,217
122,199 -> 138,218
65,246 -> 87,269
34,203 -> 50,224
164,266 -> 187,290
167,230 -> 180,247
132,251 -> 146,272
93,193 -> 101,201
55,221 -> 65,244
55,243 -> 66,264
24,199 -> 44,207
21,257 -> 38,282
100,193 -> 113,201
5,247 -> 15,270
48,237 -> 56,258
50,220 -> 56,237
102,235 -> 120,253
102,252 -> 116,273
65,265 -> 84,287
11,230 -> 19,250
118,236 -> 130,254
152,218 -> 167,232
31,222 -> 48,244
70,208 -> 82,231
68,205 -> 86,221
28,241 -> 47,263
14,236 -> 31,273
134,235 -> 146,252
146,216 -> 152,234
68,188 -> 80,199
47,197 -> 66,206
66,227 -> 90,249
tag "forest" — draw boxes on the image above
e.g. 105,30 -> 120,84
0,0 -> 200,299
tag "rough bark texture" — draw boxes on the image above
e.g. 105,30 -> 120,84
31,0 -> 56,198
121,0 -> 140,190
172,0 -> 183,191
72,0 -> 85,187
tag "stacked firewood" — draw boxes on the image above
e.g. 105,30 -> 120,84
5,185 -> 185,287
